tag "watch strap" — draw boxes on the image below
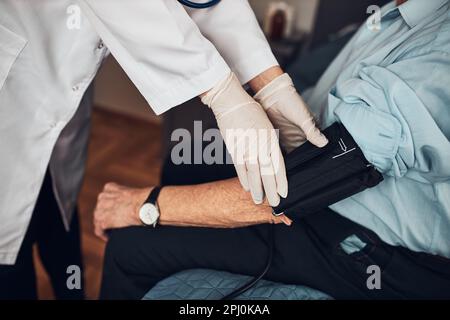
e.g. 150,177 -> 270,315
144,186 -> 162,206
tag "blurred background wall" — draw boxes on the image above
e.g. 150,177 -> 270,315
249,0 -> 320,33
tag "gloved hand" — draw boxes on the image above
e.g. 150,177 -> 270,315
202,72 -> 287,206
254,73 -> 328,153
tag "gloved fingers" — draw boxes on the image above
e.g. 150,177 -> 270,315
246,161 -> 264,204
260,156 -> 280,207
266,108 -> 306,152
234,162 -> 250,192
275,118 -> 307,153
300,117 -> 329,148
289,100 -> 328,148
260,131 -> 288,198
271,142 -> 288,198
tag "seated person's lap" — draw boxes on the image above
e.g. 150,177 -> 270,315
100,206 -> 450,300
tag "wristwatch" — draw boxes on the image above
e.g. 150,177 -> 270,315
139,186 -> 162,227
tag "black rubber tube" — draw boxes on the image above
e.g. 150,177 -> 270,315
221,224 -> 274,300
177,0 -> 221,9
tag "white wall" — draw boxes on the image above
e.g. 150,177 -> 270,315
249,0 -> 320,33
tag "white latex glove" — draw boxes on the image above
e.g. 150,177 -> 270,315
202,72 -> 287,206
254,73 -> 328,153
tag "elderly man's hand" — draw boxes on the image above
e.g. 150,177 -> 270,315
93,183 -> 150,241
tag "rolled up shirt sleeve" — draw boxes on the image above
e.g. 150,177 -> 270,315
326,53 -> 450,182
185,0 -> 278,84
77,0 -> 230,115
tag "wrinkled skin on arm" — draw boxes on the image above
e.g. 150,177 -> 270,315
93,178 -> 291,241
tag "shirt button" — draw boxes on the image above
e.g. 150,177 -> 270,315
97,40 -> 104,49
50,122 -> 59,129
72,85 -> 80,92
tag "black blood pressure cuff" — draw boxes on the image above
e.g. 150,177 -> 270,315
272,122 -> 383,218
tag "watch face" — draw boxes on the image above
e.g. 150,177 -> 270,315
139,203 -> 159,226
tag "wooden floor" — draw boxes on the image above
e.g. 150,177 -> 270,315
34,107 -> 163,300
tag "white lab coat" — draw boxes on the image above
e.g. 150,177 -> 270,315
0,0 -> 277,265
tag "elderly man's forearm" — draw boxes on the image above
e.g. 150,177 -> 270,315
158,178 -> 289,228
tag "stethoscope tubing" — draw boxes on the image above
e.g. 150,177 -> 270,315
177,0 -> 221,9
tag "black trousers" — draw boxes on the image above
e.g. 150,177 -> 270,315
100,163 -> 450,300
0,170 -> 84,300
100,208 -> 450,300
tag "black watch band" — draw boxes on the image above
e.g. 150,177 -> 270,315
144,186 -> 163,206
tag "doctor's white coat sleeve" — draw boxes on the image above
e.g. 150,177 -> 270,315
77,0 -> 231,115
185,0 -> 279,84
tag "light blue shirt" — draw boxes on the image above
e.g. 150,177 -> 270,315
305,0 -> 450,258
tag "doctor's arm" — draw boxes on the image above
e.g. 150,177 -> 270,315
78,0 -> 288,206
77,0 -> 231,114
186,0 -> 328,152
185,0 -> 277,84
93,179 -> 292,240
